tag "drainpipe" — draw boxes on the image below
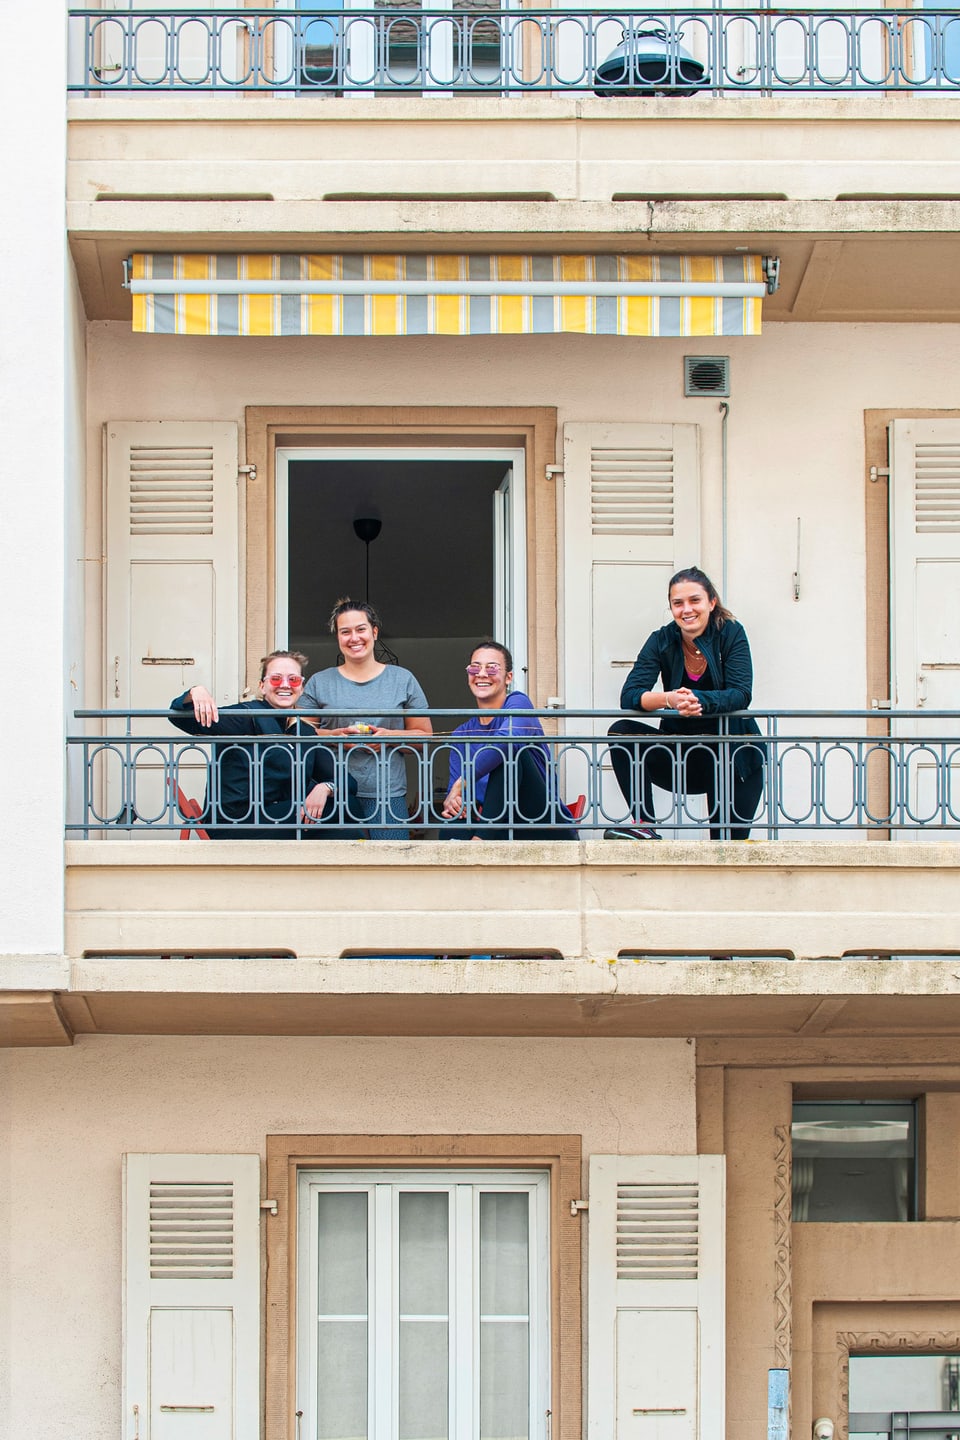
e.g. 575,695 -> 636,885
719,401 -> 729,596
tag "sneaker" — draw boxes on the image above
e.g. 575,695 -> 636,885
603,825 -> 662,841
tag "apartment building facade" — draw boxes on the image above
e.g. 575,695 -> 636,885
2,4 -> 960,1440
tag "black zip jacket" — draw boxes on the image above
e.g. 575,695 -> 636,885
619,620 -> 763,777
169,693 -> 338,823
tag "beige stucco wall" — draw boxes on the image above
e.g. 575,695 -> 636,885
85,318 -> 960,713
0,1033 -> 694,1440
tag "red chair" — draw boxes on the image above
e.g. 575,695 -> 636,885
170,780 -> 210,841
567,793 -> 587,822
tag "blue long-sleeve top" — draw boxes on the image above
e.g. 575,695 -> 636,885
447,691 -> 549,807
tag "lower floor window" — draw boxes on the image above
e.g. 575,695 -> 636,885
296,1168 -> 551,1440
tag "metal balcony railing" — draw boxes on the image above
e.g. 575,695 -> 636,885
67,707 -> 959,840
68,7 -> 960,96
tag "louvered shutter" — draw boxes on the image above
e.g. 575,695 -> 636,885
105,421 -> 240,712
561,423 -> 700,716
890,419 -> 960,713
123,1153 -> 261,1440
587,1155 -> 725,1440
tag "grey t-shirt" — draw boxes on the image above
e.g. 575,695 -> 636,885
301,665 -> 429,796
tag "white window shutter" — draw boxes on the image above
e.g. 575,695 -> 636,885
889,418 -> 960,713
123,1153 -> 261,1440
560,423 -> 700,716
105,421 -> 240,712
587,1155 -> 725,1440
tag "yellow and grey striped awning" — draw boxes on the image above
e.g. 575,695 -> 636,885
128,253 -> 770,338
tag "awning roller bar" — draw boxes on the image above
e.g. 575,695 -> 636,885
127,276 -> 768,299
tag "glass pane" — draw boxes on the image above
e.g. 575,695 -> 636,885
317,1192 -> 369,1314
316,1192 -> 368,1440
317,1322 -> 368,1440
791,1102 -> 916,1222
849,1354 -> 960,1437
480,1192 -> 529,1317
399,1192 -> 449,1315
480,1320 -> 529,1440
400,1320 -> 449,1440
399,1193 -> 449,1440
480,1193 -> 530,1440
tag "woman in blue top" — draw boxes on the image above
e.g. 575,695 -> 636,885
607,567 -> 765,840
441,640 -> 578,840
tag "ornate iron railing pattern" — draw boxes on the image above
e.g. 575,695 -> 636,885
67,708 -> 960,839
68,7 -> 960,95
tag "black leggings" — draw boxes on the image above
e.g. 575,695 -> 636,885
608,719 -> 764,840
443,749 -> 578,841
203,791 -> 345,840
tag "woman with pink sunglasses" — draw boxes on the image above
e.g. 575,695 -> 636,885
169,650 -> 349,839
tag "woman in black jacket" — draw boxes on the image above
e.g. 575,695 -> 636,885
170,650 -> 349,838
606,568 -> 765,840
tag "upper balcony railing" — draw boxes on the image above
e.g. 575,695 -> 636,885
68,6 -> 960,97
67,707 -> 959,840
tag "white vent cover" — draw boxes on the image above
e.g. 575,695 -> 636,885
149,1180 -> 235,1279
914,444 -> 960,533
129,446 -> 216,535
591,447 -> 674,536
616,1181 -> 699,1280
684,355 -> 730,397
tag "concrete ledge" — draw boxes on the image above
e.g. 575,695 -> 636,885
65,839 -> 960,966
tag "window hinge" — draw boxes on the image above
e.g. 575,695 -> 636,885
239,464 -> 258,482
869,465 -> 890,483
570,1198 -> 588,1216
545,464 -> 564,481
260,1198 -> 278,1216
871,698 -> 892,710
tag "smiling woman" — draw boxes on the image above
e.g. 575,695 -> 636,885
168,650 -> 345,839
441,640 -> 578,840
606,567 -> 765,840
299,600 -> 432,839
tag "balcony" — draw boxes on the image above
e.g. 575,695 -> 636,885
51,707 -> 960,994
68,7 -> 960,97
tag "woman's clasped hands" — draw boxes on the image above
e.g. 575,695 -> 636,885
664,686 -> 703,717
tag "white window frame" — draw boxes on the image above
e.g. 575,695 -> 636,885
275,445 -> 528,681
295,1166 -> 551,1440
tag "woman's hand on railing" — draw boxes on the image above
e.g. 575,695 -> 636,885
188,685 -> 219,726
441,778 -> 465,819
303,782 -> 333,822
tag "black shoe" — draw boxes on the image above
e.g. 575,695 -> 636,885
603,825 -> 662,841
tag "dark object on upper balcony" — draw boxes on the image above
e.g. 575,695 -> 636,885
595,26 -> 707,97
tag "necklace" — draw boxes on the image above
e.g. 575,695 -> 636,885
683,638 -> 707,672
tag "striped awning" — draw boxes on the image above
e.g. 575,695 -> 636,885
128,253 -> 770,338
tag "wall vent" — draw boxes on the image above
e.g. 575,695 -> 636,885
591,447 -> 674,537
128,446 -> 216,536
684,355 -> 730,397
914,444 -> 960,533
616,1181 -> 699,1280
149,1180 -> 235,1280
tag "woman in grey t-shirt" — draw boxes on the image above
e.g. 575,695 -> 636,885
301,599 -> 431,839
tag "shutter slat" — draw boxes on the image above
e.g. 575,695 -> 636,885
590,445 -> 675,538
149,1179 -> 235,1280
128,445 -> 216,535
914,444 -> 960,533
616,1179 -> 700,1280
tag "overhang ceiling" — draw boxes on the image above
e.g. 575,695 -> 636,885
68,201 -> 960,325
